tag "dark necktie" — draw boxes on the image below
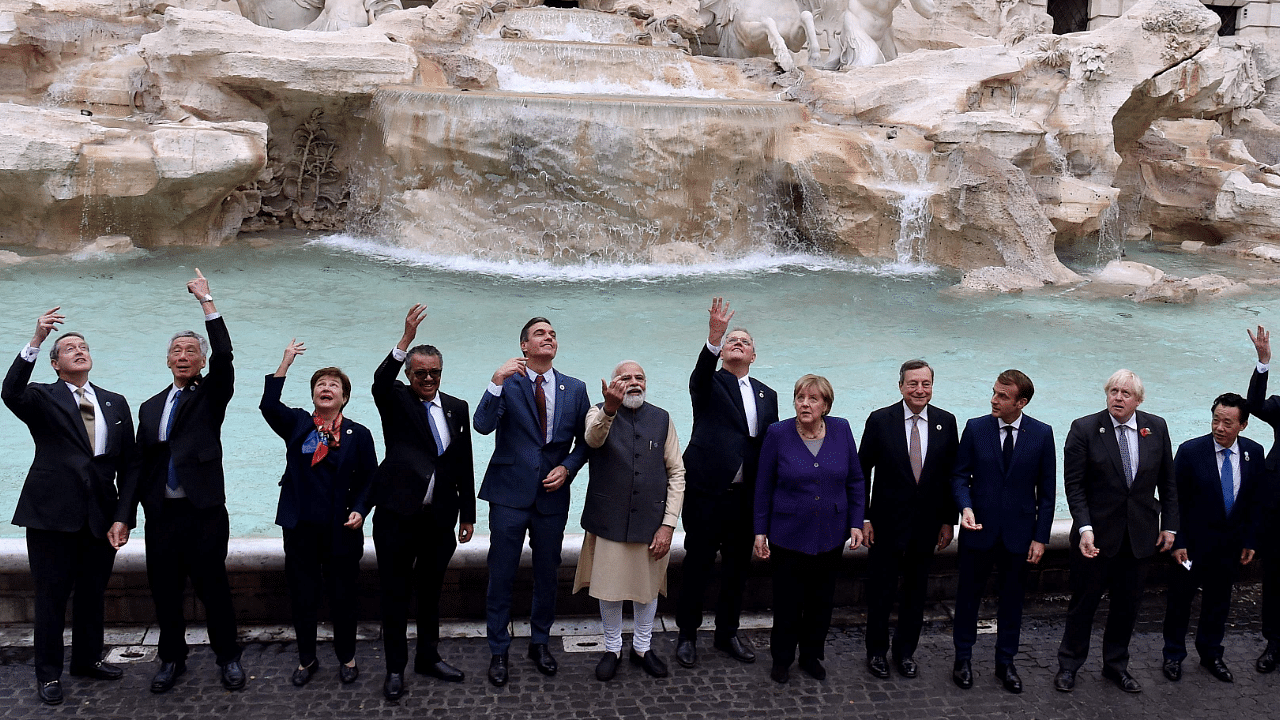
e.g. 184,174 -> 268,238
166,388 -> 186,490
1221,448 -> 1235,515
1002,424 -> 1014,470
76,388 -> 96,454
908,414 -> 923,483
535,374 -> 548,445
1116,424 -> 1135,487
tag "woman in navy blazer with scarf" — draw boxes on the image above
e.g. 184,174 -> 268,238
754,374 -> 864,684
260,340 -> 376,687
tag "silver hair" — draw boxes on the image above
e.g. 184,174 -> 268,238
611,360 -> 644,379
167,330 -> 209,358
1104,368 -> 1145,402
622,391 -> 646,410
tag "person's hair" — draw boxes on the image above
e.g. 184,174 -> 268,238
793,374 -> 835,416
898,359 -> 933,385
310,367 -> 353,409
996,369 -> 1034,403
167,330 -> 209,358
1104,369 -> 1145,402
1212,392 -> 1250,424
725,327 -> 754,347
406,344 -> 442,365
520,317 -> 552,344
49,332 -> 86,363
612,360 -> 643,379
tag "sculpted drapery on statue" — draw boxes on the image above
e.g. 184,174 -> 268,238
235,0 -> 403,31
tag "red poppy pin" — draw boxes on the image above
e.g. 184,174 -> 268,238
1139,428 -> 1151,437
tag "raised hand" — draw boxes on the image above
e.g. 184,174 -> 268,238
275,339 -> 306,377
31,307 -> 64,347
491,357 -> 527,386
600,376 -> 628,415
708,296 -> 735,345
187,268 -> 210,299
1249,325 -> 1271,365
398,304 -> 428,350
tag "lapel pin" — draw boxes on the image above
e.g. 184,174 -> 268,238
1244,451 -> 1250,461
758,391 -> 764,398
1099,427 -> 1105,434
446,410 -> 452,417
346,429 -> 353,435
104,401 -> 112,407
559,385 -> 565,391
936,424 -> 942,431
1140,428 -> 1151,437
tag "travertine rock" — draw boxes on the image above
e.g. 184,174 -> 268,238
1094,260 -> 1164,286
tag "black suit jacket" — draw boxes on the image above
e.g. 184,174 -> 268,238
132,316 -> 234,515
1063,409 -> 1178,559
682,345 -> 779,502
860,402 -> 959,552
370,351 -> 475,526
1247,369 -> 1280,515
1173,433 -> 1265,560
3,355 -> 137,536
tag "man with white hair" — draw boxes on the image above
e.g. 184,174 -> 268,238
575,361 -> 685,681
131,270 -> 245,694
1053,369 -> 1178,694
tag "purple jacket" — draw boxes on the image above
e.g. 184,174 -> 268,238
754,416 -> 865,555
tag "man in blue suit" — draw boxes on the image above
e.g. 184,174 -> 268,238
951,369 -> 1055,694
1162,393 -> 1264,683
474,317 -> 590,687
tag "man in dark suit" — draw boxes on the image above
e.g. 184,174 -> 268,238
951,369 -> 1055,695
131,270 -> 245,693
1246,325 -> 1280,673
1053,369 -> 1177,694
860,359 -> 959,680
371,305 -> 475,701
474,316 -> 590,687
3,308 -> 135,705
675,297 -> 779,668
1162,393 -> 1263,683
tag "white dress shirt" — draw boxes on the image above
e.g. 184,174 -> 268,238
424,395 -> 451,505
903,402 -> 929,460
999,414 -> 1023,449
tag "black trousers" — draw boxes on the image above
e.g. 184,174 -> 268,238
953,543 -> 1028,664
1163,550 -> 1239,662
769,544 -> 842,668
26,527 -> 117,682
1263,535 -> 1280,646
373,507 -> 457,672
865,536 -> 934,659
145,499 -> 241,665
282,521 -> 364,666
677,485 -> 754,642
1056,540 -> 1147,673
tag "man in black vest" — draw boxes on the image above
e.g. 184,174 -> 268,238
574,360 -> 685,681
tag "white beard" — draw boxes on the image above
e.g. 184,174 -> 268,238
622,390 -> 645,409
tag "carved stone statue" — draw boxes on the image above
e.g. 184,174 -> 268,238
235,0 -> 402,31
817,0 -> 934,69
699,0 -> 823,72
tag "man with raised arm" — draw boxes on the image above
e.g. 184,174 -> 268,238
133,270 -> 245,694
1246,326 -> 1280,674
371,305 -> 475,701
3,308 -> 136,705
474,317 -> 590,687
675,297 -> 779,668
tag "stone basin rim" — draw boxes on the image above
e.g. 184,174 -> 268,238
376,86 -> 803,110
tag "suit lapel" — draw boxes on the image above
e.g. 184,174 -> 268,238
1098,412 -> 1127,487
550,370 -> 566,438
515,371 -> 541,437
1203,439 -> 1229,519
890,410 -> 915,483
718,369 -> 749,432
52,381 -> 94,454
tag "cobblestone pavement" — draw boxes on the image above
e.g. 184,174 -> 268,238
0,589 -> 1275,719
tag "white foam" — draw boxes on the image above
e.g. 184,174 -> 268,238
309,234 -> 939,282
492,67 -> 724,98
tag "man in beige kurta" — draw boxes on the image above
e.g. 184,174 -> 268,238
574,360 -> 685,681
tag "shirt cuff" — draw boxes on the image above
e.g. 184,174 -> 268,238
705,340 -> 721,355
1259,362 -> 1270,373
487,382 -> 503,397
1079,525 -> 1093,535
391,347 -> 407,362
204,311 -> 221,321
19,344 -> 39,363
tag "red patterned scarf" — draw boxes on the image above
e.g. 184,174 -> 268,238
310,412 -> 343,466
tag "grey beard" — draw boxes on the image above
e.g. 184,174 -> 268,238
622,391 -> 645,409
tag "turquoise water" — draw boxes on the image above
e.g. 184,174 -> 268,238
1,235 -> 1276,537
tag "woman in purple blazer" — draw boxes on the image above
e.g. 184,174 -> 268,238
754,374 -> 865,684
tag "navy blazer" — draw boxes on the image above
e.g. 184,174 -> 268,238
952,413 -> 1056,554
1173,433 -> 1265,559
860,402 -> 959,552
754,417 -> 864,556
259,375 -> 376,530
3,355 -> 138,536
474,368 -> 589,515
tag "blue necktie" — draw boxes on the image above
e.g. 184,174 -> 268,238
425,401 -> 445,456
165,388 -> 186,490
1221,448 -> 1235,516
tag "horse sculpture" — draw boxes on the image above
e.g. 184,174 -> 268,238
699,0 -> 824,72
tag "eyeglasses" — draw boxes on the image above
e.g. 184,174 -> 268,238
411,369 -> 442,380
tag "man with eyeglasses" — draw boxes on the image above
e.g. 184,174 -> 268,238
371,305 -> 475,701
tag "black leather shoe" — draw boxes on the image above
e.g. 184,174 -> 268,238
799,657 -> 826,680
416,659 -> 464,683
770,663 -> 790,683
150,661 -> 186,694
69,661 -> 124,681
1101,665 -> 1142,693
1162,659 -> 1182,682
488,653 -> 509,687
894,655 -> 918,678
675,637 -> 697,668
714,635 -> 756,663
220,660 -> 246,691
528,643 -> 558,676
1054,668 -> 1076,691
1258,642 -> 1279,673
952,659 -> 973,689
630,648 -> 668,678
867,654 -> 890,679
995,662 -> 1022,694
291,660 -> 319,687
595,651 -> 620,681
339,662 -> 359,684
383,672 -> 403,701
37,680 -> 63,705
1201,657 -> 1234,683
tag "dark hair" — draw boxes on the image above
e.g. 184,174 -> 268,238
520,317 -> 552,343
406,344 -> 442,365
898,359 -> 933,385
310,367 -> 353,409
1212,392 -> 1250,424
49,332 -> 87,363
996,369 -> 1034,403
